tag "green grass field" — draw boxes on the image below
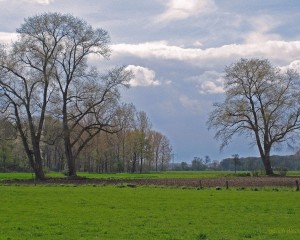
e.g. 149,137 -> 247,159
0,185 -> 300,240
0,171 -> 227,181
1,170 -> 299,181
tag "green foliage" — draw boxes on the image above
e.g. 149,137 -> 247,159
0,186 -> 300,239
275,168 -> 288,176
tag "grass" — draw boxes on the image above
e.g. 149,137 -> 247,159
0,170 -> 299,182
0,171 -> 226,181
285,170 -> 300,177
0,172 -> 65,181
76,171 -> 233,179
0,170 -> 291,181
0,185 -> 300,240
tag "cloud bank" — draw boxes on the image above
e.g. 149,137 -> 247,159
0,32 -> 18,44
112,40 -> 300,65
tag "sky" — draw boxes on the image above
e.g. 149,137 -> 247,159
1,0 -> 300,162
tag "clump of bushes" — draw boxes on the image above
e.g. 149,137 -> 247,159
275,168 -> 288,176
225,172 -> 251,177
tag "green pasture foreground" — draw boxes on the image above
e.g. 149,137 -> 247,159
1,170 -> 300,180
0,185 -> 299,240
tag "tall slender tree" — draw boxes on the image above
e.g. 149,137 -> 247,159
0,18 -> 57,178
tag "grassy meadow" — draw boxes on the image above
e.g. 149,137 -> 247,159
1,170 -> 300,181
1,171 -> 300,239
0,184 -> 300,240
0,171 -> 228,181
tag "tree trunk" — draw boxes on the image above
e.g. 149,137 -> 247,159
131,152 -> 137,173
63,98 -> 77,177
262,152 -> 274,175
16,117 -> 45,180
33,157 -> 46,180
63,123 -> 76,176
32,140 -> 46,180
155,151 -> 158,172
140,156 -> 143,173
65,138 -> 76,177
25,149 -> 45,180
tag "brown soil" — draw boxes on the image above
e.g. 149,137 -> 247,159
2,176 -> 300,188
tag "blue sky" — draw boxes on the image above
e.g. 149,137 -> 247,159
1,0 -> 300,162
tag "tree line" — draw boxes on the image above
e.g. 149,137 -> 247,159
220,155 -> 300,172
172,154 -> 300,172
173,156 -> 221,171
0,105 -> 172,175
0,13 -> 172,179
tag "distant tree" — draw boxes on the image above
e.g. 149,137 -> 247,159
208,58 -> 300,175
210,160 -> 221,171
191,157 -> 206,171
204,155 -> 211,165
149,131 -> 163,172
113,103 -> 136,172
180,161 -> 189,171
135,111 -> 151,173
158,135 -> 172,171
232,154 -> 241,174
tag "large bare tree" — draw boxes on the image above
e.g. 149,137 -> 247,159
33,13 -> 130,177
0,19 -> 57,179
208,58 -> 300,175
57,67 -> 130,176
0,13 -> 130,178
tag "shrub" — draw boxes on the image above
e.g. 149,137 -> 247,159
277,168 -> 288,176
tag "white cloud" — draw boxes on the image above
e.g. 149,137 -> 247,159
0,32 -> 18,44
112,41 -> 200,61
200,71 -> 225,94
279,60 -> 300,74
112,40 -> 300,65
125,65 -> 160,87
156,0 -> 216,23
199,81 -> 224,94
189,71 -> 225,94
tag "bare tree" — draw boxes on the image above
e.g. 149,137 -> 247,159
106,103 -> 136,172
159,135 -> 172,171
149,131 -> 172,171
57,66 -> 130,176
208,58 -> 300,175
15,13 -> 130,176
0,13 -> 131,177
232,154 -> 240,174
0,15 -> 58,178
149,131 -> 163,172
